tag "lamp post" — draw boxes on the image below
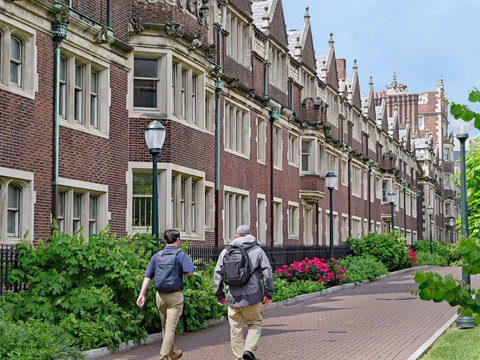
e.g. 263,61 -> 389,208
326,172 -> 337,259
449,218 -> 455,243
145,121 -> 166,249
453,116 -> 476,328
427,205 -> 433,254
388,191 -> 396,232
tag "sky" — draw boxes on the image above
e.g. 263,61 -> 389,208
282,0 -> 480,135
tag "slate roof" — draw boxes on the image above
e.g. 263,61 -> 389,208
315,54 -> 327,70
287,30 -> 302,56
252,0 -> 272,28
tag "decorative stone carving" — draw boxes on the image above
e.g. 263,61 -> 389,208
205,44 -> 216,58
418,93 -> 428,104
129,17 -> 144,33
94,27 -> 109,43
134,0 -> 210,27
230,78 -> 239,89
165,21 -> 185,37
189,28 -> 203,50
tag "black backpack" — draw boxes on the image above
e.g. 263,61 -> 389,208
153,249 -> 183,292
222,244 -> 256,286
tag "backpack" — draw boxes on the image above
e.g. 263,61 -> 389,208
153,249 -> 183,292
222,245 -> 256,286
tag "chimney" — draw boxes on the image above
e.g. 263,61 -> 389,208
336,58 -> 346,80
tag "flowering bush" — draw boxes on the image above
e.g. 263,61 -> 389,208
274,257 -> 346,286
408,249 -> 418,267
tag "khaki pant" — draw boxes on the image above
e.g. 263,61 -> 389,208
228,301 -> 263,360
156,291 -> 184,360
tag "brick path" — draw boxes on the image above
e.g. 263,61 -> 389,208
93,267 -> 479,360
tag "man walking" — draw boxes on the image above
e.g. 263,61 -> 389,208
214,225 -> 273,360
137,229 -> 195,360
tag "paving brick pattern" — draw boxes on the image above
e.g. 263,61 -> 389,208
94,267 -> 479,360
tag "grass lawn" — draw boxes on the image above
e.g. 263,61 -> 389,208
421,326 -> 480,359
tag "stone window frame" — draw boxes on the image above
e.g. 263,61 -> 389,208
0,17 -> 37,99
127,162 -> 206,241
288,131 -> 299,167
269,44 -> 286,92
273,197 -> 283,246
0,167 -> 35,244
256,194 -> 267,246
225,9 -> 251,68
303,205 -> 313,245
57,177 -> 109,240
351,165 -> 362,198
59,48 -> 110,138
287,201 -> 299,239
273,124 -> 283,170
325,210 -> 339,245
204,181 -> 215,232
224,100 -> 251,158
300,137 -> 315,173
341,213 -> 349,242
257,116 -> 267,164
224,185 -> 250,243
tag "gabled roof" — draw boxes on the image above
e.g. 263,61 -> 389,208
349,60 -> 362,109
325,33 -> 339,90
252,0 -> 273,28
252,0 -> 288,47
362,77 -> 376,121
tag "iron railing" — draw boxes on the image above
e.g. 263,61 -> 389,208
0,244 -> 26,295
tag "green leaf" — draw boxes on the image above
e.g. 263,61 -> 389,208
414,271 -> 427,284
451,104 -> 463,116
468,90 -> 480,103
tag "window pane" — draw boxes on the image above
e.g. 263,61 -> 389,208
7,211 -> 17,235
75,65 -> 83,87
91,71 -> 98,93
60,58 -> 67,81
89,196 -> 97,219
58,192 -> 65,216
134,79 -> 157,108
11,37 -> 21,60
134,58 -> 158,78
133,173 -> 152,194
8,186 -> 19,208
74,194 -> 81,218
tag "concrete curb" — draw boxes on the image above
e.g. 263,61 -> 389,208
83,266 -> 431,358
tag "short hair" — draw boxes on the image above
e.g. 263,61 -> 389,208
164,229 -> 180,244
236,224 -> 251,235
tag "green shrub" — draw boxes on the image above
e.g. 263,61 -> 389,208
414,240 -> 458,264
337,254 -> 388,283
346,232 -> 410,271
2,227 -> 159,350
0,308 -> 86,360
416,251 -> 448,266
274,257 -> 347,286
272,278 -> 325,302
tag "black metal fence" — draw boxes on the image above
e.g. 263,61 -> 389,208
0,244 -> 26,295
188,245 -> 352,272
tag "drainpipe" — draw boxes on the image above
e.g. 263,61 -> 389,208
107,0 -> 112,28
368,163 -> 372,233
214,77 -> 224,248
51,13 -> 69,227
348,151 -> 353,238
269,108 -> 279,247
264,60 -> 269,98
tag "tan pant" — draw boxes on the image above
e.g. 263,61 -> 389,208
156,291 -> 184,360
228,301 -> 263,360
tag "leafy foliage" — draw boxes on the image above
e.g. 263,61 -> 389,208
414,240 -> 458,264
0,308 -> 86,360
415,237 -> 480,324
449,89 -> 480,130
1,228 -> 160,350
346,232 -> 410,271
272,278 -> 325,302
337,255 -> 388,283
415,252 -> 449,267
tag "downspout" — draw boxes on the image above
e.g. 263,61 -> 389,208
214,19 -> 223,248
264,60 -> 269,98
51,13 -> 69,227
368,164 -> 372,233
269,108 -> 279,247
348,151 -> 353,238
107,0 -> 112,28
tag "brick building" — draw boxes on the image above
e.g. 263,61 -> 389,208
0,0 -> 458,247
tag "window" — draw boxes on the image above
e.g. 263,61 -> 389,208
376,177 -> 381,199
7,184 -> 20,237
444,148 -> 449,161
181,69 -> 187,119
257,117 -> 266,163
303,206 -> 313,245
406,193 -> 411,216
382,180 -> 388,203
224,190 -> 249,242
133,173 -> 152,228
273,199 -> 283,246
317,142 -> 324,174
171,173 -> 202,235
57,181 -> 107,239
191,180 -> 197,232
301,139 -> 313,172
418,116 -> 424,129
225,102 -> 250,156
273,125 -> 282,169
326,152 -> 337,174
192,74 -> 197,124
226,11 -> 249,66
205,185 -> 214,230
288,202 -> 299,239
134,58 -> 158,108
445,202 -> 451,216
288,133 -> 299,166
10,36 -> 22,86
342,160 -> 348,186
317,208 -> 323,245
269,47 -> 285,91
364,170 -> 368,200
326,211 -> 339,245
0,21 -> 36,98
342,215 -> 349,242
204,92 -> 214,131
60,54 -> 109,134
352,166 -> 361,197
257,196 -> 267,245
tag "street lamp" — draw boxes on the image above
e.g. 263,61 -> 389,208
388,191 -> 396,232
427,205 -> 433,254
326,172 -> 337,259
453,116 -> 476,328
145,120 -> 166,249
449,218 -> 455,243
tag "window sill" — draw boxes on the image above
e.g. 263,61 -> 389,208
224,148 -> 250,160
0,83 -> 35,100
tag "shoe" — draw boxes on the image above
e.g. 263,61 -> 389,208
243,351 -> 256,360
170,349 -> 183,360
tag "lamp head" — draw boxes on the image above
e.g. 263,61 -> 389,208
452,117 -> 473,139
387,191 -> 396,204
325,172 -> 337,190
427,205 -> 433,216
449,218 -> 455,227
145,121 -> 166,153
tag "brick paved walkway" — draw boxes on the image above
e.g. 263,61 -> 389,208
93,267 -> 479,360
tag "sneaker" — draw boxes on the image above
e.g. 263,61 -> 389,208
243,351 -> 256,360
170,349 -> 183,360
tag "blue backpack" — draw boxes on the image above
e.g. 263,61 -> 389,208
153,249 -> 183,292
